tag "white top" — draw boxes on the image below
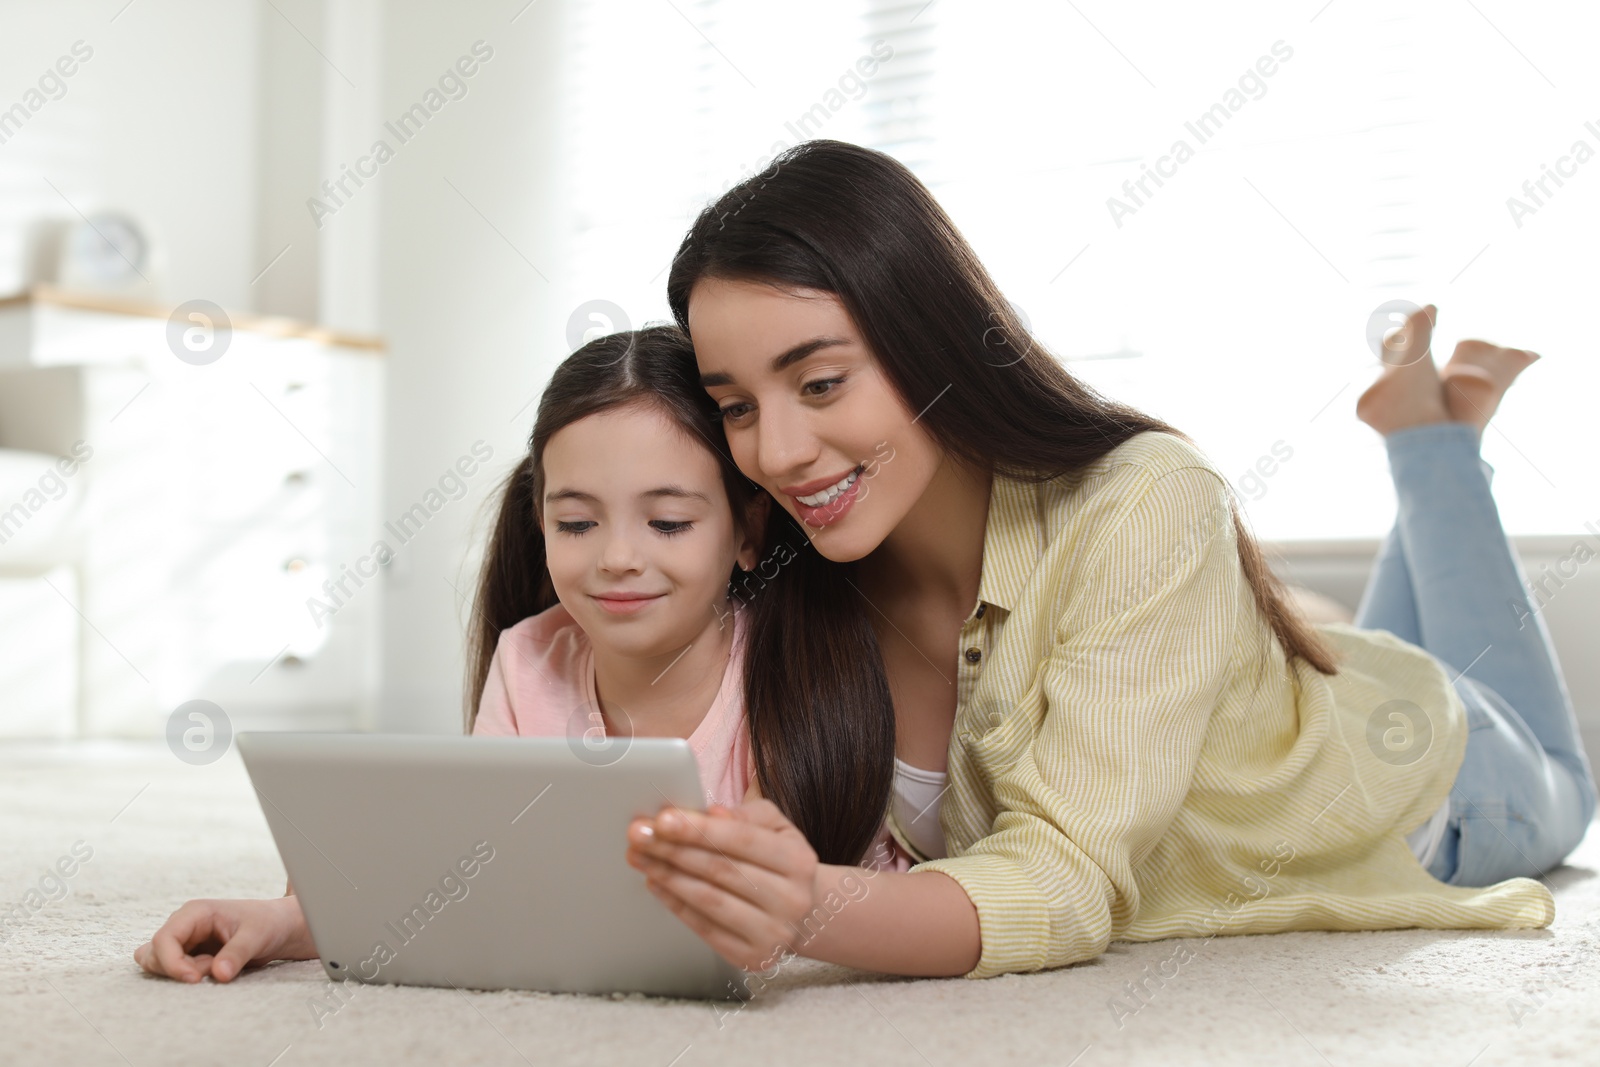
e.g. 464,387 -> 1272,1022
894,755 -> 1453,870
891,757 -> 951,861
1405,795 -> 1453,870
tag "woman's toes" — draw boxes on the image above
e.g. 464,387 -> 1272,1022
1378,304 -> 1436,368
1444,339 -> 1540,390
1440,340 -> 1540,432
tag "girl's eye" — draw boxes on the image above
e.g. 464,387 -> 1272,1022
650,520 -> 693,536
802,376 -> 844,397
718,401 -> 753,424
555,520 -> 595,535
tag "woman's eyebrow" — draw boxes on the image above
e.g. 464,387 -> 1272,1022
699,336 -> 852,387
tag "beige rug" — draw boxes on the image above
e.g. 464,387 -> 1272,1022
2,740 -> 1597,1066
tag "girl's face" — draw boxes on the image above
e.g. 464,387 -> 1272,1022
540,402 -> 762,658
687,276 -> 944,562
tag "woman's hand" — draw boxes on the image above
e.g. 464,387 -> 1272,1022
133,895 -> 318,983
626,798 -> 819,972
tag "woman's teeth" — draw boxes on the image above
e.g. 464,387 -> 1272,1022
797,466 -> 861,507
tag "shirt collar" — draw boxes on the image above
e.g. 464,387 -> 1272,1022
975,470 -> 1045,617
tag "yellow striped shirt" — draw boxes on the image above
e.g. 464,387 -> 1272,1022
891,430 -> 1554,979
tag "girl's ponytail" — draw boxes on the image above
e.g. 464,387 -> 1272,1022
463,452 -> 557,732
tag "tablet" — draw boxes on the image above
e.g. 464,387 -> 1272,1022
235,732 -> 749,1001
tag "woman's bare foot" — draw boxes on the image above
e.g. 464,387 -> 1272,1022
1441,340 -> 1540,438
1356,304 -> 1451,436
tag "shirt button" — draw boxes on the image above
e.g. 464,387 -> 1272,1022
964,647 -> 982,664
976,603 -> 986,618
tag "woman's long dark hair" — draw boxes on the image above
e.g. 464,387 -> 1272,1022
463,326 -> 760,735
667,139 -> 1343,866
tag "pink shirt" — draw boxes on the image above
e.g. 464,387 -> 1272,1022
472,600 -> 919,871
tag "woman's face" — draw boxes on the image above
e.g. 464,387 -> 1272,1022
540,402 -> 760,658
687,276 -> 944,562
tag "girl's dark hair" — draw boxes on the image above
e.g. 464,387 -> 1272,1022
463,325 -> 759,734
666,138 -> 1343,867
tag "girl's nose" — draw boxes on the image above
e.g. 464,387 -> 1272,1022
597,533 -> 645,574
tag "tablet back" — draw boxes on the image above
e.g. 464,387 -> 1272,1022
236,732 -> 748,1000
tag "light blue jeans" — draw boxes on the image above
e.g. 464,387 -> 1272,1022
1353,421 -> 1598,887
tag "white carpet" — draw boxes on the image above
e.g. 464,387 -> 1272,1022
2,740 -> 1598,1066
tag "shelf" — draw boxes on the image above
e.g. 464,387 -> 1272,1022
0,283 -> 384,371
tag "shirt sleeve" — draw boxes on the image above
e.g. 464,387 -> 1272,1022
910,464 -> 1241,978
471,634 -> 518,737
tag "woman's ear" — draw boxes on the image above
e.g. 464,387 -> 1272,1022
735,493 -> 771,571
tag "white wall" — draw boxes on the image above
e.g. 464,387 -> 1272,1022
371,0 -> 571,732
252,0 -> 326,323
0,0 -> 262,308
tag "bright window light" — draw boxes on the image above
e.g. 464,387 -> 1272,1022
553,0 -> 1599,540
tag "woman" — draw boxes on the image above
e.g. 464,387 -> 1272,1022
623,140 -> 1597,981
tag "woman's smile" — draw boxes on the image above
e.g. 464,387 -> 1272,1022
787,463 -> 866,527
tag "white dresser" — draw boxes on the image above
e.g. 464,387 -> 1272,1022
0,286 -> 385,738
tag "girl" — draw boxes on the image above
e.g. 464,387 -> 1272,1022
461,324 -> 769,802
134,326 -> 906,984
623,139 -> 1598,981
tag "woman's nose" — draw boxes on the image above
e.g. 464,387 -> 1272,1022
756,403 -> 819,483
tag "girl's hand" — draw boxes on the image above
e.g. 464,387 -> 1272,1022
625,799 -> 819,972
133,895 -> 318,983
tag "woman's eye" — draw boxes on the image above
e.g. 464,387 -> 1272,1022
802,376 -> 844,397
555,520 -> 594,535
650,520 -> 693,536
718,402 -> 753,424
